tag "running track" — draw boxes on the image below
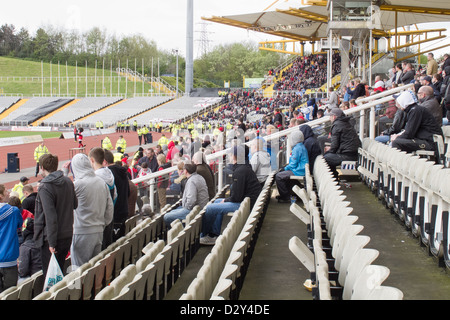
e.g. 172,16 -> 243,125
0,130 -> 169,189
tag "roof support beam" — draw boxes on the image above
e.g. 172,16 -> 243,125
380,5 -> 450,16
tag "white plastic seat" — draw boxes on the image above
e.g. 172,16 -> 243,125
350,265 -> 390,300
289,236 -> 315,273
366,285 -> 404,300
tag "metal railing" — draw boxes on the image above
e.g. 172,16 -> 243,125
130,84 -> 414,212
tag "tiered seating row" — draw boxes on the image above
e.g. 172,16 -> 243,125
288,157 -> 403,300
180,172 -> 276,300
358,138 -> 450,270
0,96 -> 21,114
90,185 -> 228,300
0,212 -> 146,300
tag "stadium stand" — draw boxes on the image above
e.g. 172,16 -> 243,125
0,97 -> 73,125
130,96 -> 223,125
75,97 -> 173,127
0,96 -> 21,114
40,97 -> 124,127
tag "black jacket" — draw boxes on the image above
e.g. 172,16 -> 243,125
34,171 -> 78,248
108,164 -> 130,222
300,125 -> 321,172
22,192 -> 37,215
347,83 -> 366,100
401,69 -> 415,85
225,163 -> 262,208
328,116 -> 361,155
402,103 -> 443,142
382,109 -> 406,136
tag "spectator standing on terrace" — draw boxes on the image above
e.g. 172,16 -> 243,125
17,218 -> 42,284
391,90 -> 443,155
163,163 -> 209,228
34,154 -> 77,276
324,87 -> 339,109
62,154 -> 113,267
156,154 -> 171,209
88,148 -> 117,250
34,142 -> 49,177
104,150 -> 130,242
427,53 -> 438,76
323,108 -> 361,181
275,131 -> 309,203
0,184 -> 22,293
21,185 -> 37,215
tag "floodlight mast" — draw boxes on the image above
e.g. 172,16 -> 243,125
186,0 -> 194,96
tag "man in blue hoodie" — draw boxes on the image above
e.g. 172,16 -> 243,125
0,184 -> 23,293
275,130 -> 309,203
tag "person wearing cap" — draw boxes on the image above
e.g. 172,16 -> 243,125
391,90 -> 443,155
275,130 -> 309,203
12,176 -> 29,202
200,145 -> 262,245
323,108 -> 361,181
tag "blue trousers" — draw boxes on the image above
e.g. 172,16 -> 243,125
164,206 -> 191,227
201,199 -> 241,237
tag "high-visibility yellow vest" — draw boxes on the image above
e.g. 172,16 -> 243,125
102,137 -> 113,150
158,136 -> 169,146
34,145 -> 49,163
113,152 -> 123,163
12,183 -> 25,201
116,138 -> 127,152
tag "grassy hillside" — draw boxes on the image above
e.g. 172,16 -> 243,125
0,56 -> 171,97
0,57 -> 220,97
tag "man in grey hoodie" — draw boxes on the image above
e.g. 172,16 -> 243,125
63,153 -> 114,268
88,147 -> 117,249
163,163 -> 209,228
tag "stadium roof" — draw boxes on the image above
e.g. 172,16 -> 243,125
202,1 -> 450,42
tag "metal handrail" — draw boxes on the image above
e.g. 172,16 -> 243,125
131,84 -> 414,211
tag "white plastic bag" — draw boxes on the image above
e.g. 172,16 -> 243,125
43,253 -> 64,292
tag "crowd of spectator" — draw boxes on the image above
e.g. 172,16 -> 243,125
2,50 -> 450,295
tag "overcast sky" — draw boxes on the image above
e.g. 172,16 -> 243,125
1,0 -> 449,58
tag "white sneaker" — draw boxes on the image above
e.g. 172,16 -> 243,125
200,235 -> 217,246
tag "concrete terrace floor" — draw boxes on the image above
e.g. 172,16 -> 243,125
165,178 -> 450,301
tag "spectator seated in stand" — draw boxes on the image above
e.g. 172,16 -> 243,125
275,130 -> 309,203
200,145 -> 262,246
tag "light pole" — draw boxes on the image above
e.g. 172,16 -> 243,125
173,49 -> 179,97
